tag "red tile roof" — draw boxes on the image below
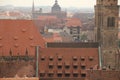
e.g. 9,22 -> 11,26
43,33 -> 62,42
65,18 -> 82,27
39,48 -> 99,72
38,16 -> 57,21
0,19 -> 45,56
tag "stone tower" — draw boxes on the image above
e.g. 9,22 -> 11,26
95,0 -> 119,69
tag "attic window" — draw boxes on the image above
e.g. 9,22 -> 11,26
65,71 -> 71,77
40,71 -> 45,77
58,65 -> 62,69
65,62 -> 70,69
73,56 -> 77,61
81,73 -> 86,77
81,57 -> 85,61
81,64 -> 86,70
57,73 -> 62,77
49,56 -> 53,61
41,56 -> 45,61
73,72 -> 78,77
89,56 -> 94,61
58,56 -> 62,61
48,73 -> 54,77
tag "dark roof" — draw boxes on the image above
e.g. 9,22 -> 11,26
47,42 -> 99,48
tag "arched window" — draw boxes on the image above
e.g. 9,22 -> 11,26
107,17 -> 115,27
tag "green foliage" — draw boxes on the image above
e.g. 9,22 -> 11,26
81,34 -> 88,41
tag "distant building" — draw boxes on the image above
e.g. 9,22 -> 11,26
32,0 -> 67,19
63,18 -> 82,41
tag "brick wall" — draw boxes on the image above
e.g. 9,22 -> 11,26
87,70 -> 120,80
0,61 -> 35,78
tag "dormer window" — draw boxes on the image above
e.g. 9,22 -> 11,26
89,56 -> 94,61
41,56 -> 45,61
73,56 -> 77,61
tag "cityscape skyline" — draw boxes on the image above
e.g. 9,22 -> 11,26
1,0 -> 120,8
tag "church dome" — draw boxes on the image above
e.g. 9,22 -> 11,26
51,0 -> 61,13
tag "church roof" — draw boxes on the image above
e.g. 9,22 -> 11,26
0,19 -> 45,56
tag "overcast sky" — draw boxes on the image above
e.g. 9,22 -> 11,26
0,0 -> 120,8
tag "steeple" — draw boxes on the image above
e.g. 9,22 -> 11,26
95,0 -> 120,69
32,0 -> 35,13
32,0 -> 35,19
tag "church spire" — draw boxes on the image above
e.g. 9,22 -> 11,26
32,0 -> 35,13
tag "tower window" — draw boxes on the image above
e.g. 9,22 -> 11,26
107,17 -> 115,27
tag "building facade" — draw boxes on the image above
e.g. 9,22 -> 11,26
39,48 -> 99,79
63,18 -> 82,42
95,0 -> 119,69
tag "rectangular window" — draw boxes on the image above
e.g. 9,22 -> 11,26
48,73 -> 54,77
81,73 -> 86,77
81,65 -> 86,70
49,65 -> 53,69
89,57 -> 94,61
57,74 -> 62,77
58,65 -> 62,69
40,73 -> 45,77
65,74 -> 70,77
81,57 -> 85,61
65,65 -> 70,69
49,56 -> 53,61
107,17 -> 115,27
41,58 -> 45,61
73,65 -> 78,69
73,74 -> 78,77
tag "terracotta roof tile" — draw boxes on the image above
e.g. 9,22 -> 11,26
65,18 -> 82,27
0,19 -> 45,56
